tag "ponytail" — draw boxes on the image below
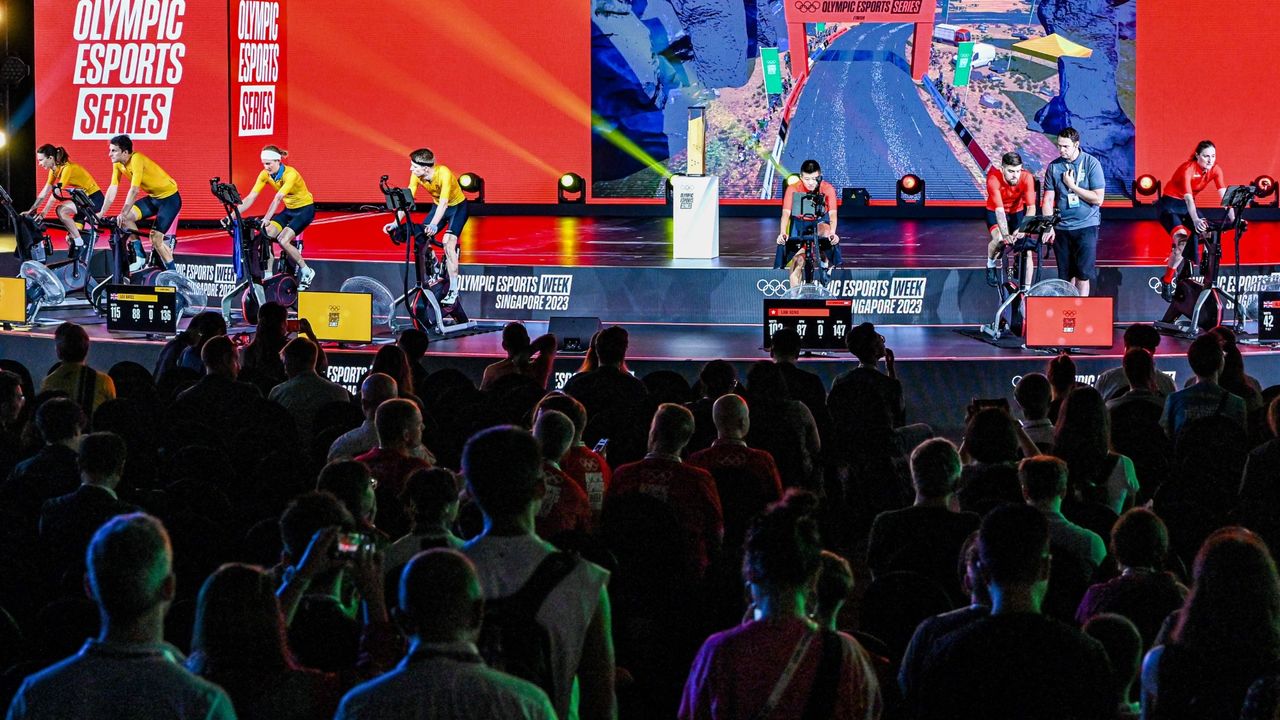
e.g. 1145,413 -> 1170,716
1192,140 -> 1215,161
36,144 -> 69,166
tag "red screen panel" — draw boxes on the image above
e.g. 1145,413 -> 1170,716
1024,296 -> 1114,349
35,0 -> 231,218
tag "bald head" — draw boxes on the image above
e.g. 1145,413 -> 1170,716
712,394 -> 749,440
400,549 -> 484,642
360,372 -> 399,418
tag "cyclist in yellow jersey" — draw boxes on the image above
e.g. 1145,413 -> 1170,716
381,147 -> 469,304
27,144 -> 104,247
101,134 -> 182,271
235,145 -> 317,289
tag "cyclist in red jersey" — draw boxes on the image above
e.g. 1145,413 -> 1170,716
984,152 -> 1038,286
1155,140 -> 1232,300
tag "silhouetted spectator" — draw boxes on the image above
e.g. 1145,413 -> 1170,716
240,302 -> 290,393
329,373 -> 401,462
275,492 -> 390,674
1046,352 -> 1082,423
396,329 -> 431,399
356,399 -> 431,539
269,336 -> 350,449
609,404 -> 724,579
1083,613 -> 1144,719
1093,324 -> 1176,400
369,345 -> 423,412
563,325 -> 650,466
898,531 -> 989,713
1020,455 -> 1106,569
770,327 -> 833,445
867,438 -> 979,605
956,407 -> 1026,513
40,322 -> 115,413
171,336 -> 263,435
684,359 -> 739,455
481,322 -> 557,391
535,392 -> 611,513
746,361 -> 820,490
39,432 -> 137,582
680,491 -> 882,720
532,409 -> 591,540
1161,333 -> 1246,439
317,460 -> 381,540
188,563 -> 346,720
462,426 -> 615,720
1076,508 -> 1187,651
176,311 -> 228,374
916,504 -> 1114,720
1106,348 -> 1167,414
1141,527 -> 1280,720
1014,372 -> 1054,451
7,514 -> 234,718
383,468 -> 464,589
1054,386 -> 1139,516
1,397 -> 85,540
336,550 -> 555,720
687,394 -> 782,554
0,369 -> 26,480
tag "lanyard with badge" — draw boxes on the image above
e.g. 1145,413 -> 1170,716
1064,158 -> 1081,209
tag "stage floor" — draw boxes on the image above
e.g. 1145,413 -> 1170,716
6,306 -> 1280,438
168,212 -> 1280,269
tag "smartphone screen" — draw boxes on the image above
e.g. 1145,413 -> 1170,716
286,319 -> 301,333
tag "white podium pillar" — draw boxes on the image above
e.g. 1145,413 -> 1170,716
672,174 -> 720,259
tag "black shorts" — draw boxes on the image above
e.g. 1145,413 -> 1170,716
73,190 -> 105,225
133,193 -> 182,235
986,208 -> 1025,235
1054,225 -> 1099,283
269,204 -> 316,236
424,201 -> 469,239
1157,195 -> 1193,237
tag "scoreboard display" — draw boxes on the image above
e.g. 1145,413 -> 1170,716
106,285 -> 180,335
763,299 -> 853,350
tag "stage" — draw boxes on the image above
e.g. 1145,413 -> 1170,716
5,211 -> 1280,437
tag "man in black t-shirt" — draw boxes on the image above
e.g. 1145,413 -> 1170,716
917,504 -> 1115,720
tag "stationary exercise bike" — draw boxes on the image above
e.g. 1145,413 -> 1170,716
379,175 -> 473,335
52,184 -> 171,313
982,214 -> 1066,340
776,189 -> 842,295
4,184 -> 94,297
1156,184 -> 1254,335
210,177 -> 300,325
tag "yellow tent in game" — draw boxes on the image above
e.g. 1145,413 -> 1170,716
1011,33 -> 1094,64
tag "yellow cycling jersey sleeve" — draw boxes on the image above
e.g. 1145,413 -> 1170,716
55,163 -> 102,195
408,164 -> 465,207
254,166 -> 314,209
113,152 -> 178,199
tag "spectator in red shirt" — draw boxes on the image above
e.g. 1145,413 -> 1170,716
608,403 -> 724,578
680,491 -> 882,720
984,151 -> 1038,286
536,392 -> 611,514
687,394 -> 782,553
532,409 -> 592,540
356,399 -> 431,539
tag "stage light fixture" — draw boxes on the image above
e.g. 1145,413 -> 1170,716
1253,174 -> 1278,207
896,174 -> 926,206
1131,174 -> 1160,207
0,57 -> 27,86
458,172 -> 485,203
557,173 -> 585,204
785,173 -> 801,187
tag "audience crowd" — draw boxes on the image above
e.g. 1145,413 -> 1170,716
1,309 -> 1279,719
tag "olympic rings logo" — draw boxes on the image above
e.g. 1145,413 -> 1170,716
1148,277 -> 1163,291
794,1 -> 821,12
757,279 -> 792,297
